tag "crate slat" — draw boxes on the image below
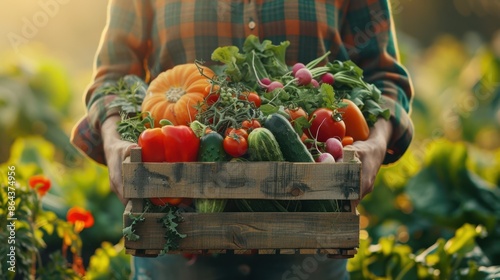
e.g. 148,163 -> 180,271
123,160 -> 360,200
124,201 -> 359,252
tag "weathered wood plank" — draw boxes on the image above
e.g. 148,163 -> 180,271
124,210 -> 359,251
123,147 -> 361,258
123,161 -> 360,200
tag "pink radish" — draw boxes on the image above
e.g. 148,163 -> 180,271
260,77 -> 272,86
324,137 -> 343,161
292,63 -> 306,76
266,81 -> 284,92
295,68 -> 313,86
316,152 -> 335,163
321,73 -> 335,85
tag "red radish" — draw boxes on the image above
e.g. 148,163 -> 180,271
321,73 -> 335,85
316,152 -> 335,163
267,81 -> 284,92
311,79 -> 319,88
324,137 -> 343,161
260,77 -> 272,86
295,68 -> 313,86
292,63 -> 306,76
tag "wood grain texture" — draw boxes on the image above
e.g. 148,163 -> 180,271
122,157 -> 361,200
124,204 -> 359,252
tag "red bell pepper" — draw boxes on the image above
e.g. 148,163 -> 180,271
138,128 -> 166,162
138,125 -> 200,163
161,125 -> 200,162
137,125 -> 200,206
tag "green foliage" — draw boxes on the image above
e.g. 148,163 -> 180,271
85,241 -> 131,280
0,170 -> 80,279
122,201 -> 187,255
407,140 -> 500,231
355,141 -> 500,278
0,156 -> 131,279
0,54 -> 80,164
98,75 -> 152,142
0,182 -> 40,279
36,252 -> 81,280
159,207 -> 187,255
123,211 -> 146,242
211,34 -> 290,83
351,34 -> 500,279
349,224 -> 499,279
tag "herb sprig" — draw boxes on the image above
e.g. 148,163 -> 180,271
99,75 -> 152,142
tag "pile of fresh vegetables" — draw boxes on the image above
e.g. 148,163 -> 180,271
115,35 -> 389,213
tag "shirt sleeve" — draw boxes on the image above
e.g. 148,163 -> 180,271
341,0 -> 414,164
70,0 -> 152,164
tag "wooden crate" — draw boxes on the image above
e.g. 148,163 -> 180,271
122,147 -> 361,258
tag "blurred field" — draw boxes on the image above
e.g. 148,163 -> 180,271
0,1 -> 108,120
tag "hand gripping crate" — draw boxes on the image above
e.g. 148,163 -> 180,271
122,147 -> 360,258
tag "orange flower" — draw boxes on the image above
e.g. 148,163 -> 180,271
66,206 -> 94,232
28,175 -> 51,196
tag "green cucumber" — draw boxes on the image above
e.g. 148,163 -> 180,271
195,132 -> 228,213
263,113 -> 314,162
197,131 -> 229,162
247,127 -> 284,161
264,113 -> 343,212
238,127 -> 289,212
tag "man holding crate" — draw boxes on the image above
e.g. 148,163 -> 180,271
72,0 -> 414,279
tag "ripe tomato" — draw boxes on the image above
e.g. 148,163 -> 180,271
285,107 -> 308,121
225,128 -> 249,139
239,92 -> 261,107
307,108 -> 346,142
206,93 -> 220,105
241,119 -> 261,131
204,84 -> 221,105
223,134 -> 248,157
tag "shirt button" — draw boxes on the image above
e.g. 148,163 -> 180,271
248,20 -> 256,30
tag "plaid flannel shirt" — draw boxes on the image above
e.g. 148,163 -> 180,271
71,0 -> 414,165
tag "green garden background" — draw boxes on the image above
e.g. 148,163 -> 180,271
1,1 -> 499,279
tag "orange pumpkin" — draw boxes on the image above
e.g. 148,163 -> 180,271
142,64 -> 215,127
